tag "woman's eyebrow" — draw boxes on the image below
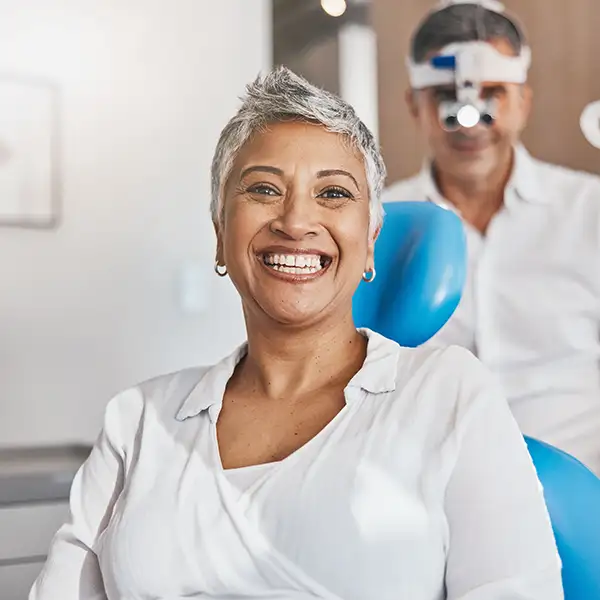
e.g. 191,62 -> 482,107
240,165 -> 284,178
317,169 -> 359,188
239,166 -> 360,190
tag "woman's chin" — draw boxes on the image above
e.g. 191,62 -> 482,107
270,310 -> 324,328
255,299 -> 330,328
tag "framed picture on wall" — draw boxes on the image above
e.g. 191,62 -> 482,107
0,74 -> 61,229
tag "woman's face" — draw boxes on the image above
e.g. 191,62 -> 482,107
216,120 -> 375,328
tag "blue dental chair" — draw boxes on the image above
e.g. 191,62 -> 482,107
352,201 -> 600,600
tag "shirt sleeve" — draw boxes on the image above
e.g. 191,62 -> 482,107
444,365 -> 564,600
29,390 -> 141,600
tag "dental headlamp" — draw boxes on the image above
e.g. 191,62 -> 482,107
406,1 -> 531,131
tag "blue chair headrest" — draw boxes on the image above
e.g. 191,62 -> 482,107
353,201 -> 467,347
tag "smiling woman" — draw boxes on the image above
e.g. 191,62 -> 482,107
216,119 -> 376,330
29,67 -> 563,600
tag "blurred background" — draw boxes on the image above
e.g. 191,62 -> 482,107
0,0 -> 598,596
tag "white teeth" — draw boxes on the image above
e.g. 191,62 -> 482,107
271,265 -> 319,274
263,253 -> 323,269
262,252 -> 326,275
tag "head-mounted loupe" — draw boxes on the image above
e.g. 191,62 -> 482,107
429,53 -> 498,131
406,1 -> 531,131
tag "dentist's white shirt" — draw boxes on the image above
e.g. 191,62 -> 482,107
383,146 -> 600,475
30,330 -> 562,600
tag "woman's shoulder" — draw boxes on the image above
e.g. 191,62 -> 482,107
396,341 -> 480,376
387,340 -> 501,425
363,329 -> 486,384
110,363 -> 213,411
99,364 -> 217,447
366,326 -> 487,388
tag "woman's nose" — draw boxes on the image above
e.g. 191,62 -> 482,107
269,194 -> 319,240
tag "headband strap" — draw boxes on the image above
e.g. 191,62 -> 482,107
407,41 -> 531,89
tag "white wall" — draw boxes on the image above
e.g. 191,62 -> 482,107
338,24 -> 379,139
0,0 -> 271,446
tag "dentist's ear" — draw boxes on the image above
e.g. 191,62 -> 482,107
519,83 -> 533,126
406,88 -> 420,121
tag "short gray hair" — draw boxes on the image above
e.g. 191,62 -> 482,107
210,66 -> 386,235
411,4 -> 526,64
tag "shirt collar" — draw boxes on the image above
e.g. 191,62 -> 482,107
418,144 -> 546,208
175,328 -> 400,422
507,144 -> 545,204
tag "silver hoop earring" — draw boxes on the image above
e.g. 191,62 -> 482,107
214,262 -> 228,277
362,267 -> 376,283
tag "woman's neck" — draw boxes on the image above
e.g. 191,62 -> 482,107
237,312 -> 367,401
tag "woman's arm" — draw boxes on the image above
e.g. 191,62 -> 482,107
444,366 -> 564,600
29,390 -> 141,600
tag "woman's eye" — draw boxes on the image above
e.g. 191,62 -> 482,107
319,186 -> 351,200
247,184 -> 279,196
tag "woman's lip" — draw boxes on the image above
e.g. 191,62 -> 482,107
257,247 -> 331,257
257,256 -> 331,282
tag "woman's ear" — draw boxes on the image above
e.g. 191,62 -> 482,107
366,224 -> 380,268
370,224 -> 382,244
213,220 -> 224,265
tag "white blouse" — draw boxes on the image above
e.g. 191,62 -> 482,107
30,330 -> 563,600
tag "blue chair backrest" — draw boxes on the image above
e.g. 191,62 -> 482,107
353,201 -> 600,599
353,201 -> 467,347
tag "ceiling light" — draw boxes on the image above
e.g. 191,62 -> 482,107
321,0 -> 347,18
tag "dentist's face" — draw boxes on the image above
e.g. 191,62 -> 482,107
407,37 -> 532,180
